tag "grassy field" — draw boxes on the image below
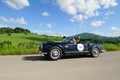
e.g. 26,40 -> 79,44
0,33 -> 62,45
0,33 -> 62,55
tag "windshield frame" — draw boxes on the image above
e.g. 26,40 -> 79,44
62,36 -> 74,42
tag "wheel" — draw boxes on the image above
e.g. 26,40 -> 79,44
91,47 -> 100,57
48,46 -> 62,60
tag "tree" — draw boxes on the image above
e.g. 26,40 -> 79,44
14,27 -> 30,33
0,27 -> 13,33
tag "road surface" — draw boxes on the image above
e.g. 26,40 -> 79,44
0,51 -> 120,80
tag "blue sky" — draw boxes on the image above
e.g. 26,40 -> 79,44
0,0 -> 120,37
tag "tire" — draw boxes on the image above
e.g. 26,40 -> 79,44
48,46 -> 62,60
91,47 -> 100,57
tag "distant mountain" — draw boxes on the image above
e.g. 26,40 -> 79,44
75,33 -> 102,39
74,33 -> 120,40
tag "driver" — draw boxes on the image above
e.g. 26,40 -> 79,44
74,37 -> 81,43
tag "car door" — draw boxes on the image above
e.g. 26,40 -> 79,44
64,42 -> 86,54
64,42 -> 79,53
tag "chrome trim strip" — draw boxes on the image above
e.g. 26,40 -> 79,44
65,51 -> 89,54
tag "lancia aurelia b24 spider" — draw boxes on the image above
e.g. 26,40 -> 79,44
39,36 -> 105,60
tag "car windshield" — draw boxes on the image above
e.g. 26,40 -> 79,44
62,36 -> 74,42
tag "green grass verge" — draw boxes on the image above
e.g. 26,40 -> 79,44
104,44 -> 120,51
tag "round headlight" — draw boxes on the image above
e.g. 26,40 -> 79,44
40,44 -> 43,49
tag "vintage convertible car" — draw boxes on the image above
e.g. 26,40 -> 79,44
39,36 -> 105,60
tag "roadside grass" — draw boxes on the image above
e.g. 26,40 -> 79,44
0,47 -> 38,55
104,43 -> 120,51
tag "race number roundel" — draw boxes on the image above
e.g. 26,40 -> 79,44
77,43 -> 84,51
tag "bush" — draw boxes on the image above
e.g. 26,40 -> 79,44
0,41 -> 12,49
104,44 -> 120,51
0,27 -> 30,34
8,32 -> 11,36
17,42 -> 38,49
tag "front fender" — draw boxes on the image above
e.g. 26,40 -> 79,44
88,43 -> 100,51
46,44 -> 65,54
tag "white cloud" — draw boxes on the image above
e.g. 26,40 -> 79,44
42,12 -> 50,17
110,26 -> 120,31
70,19 -> 75,22
100,0 -> 118,9
105,10 -> 115,16
0,16 -> 8,22
33,30 -> 54,35
2,0 -> 30,10
72,14 -> 84,22
91,31 -> 115,37
91,31 -> 105,36
16,17 -> 27,24
0,24 -> 10,28
46,23 -> 55,28
38,23 -> 55,28
32,30 -> 69,36
91,26 -> 120,37
110,27 -> 120,37
57,0 -> 118,22
95,11 -> 99,16
0,16 -> 27,24
90,20 -> 105,27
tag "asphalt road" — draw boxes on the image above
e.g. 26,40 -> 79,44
0,51 -> 120,80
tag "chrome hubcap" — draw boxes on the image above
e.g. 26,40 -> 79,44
93,49 -> 98,56
51,49 -> 60,57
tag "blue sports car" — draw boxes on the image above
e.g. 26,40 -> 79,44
39,36 -> 105,60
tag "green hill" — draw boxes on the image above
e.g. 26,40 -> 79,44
0,33 -> 62,45
75,33 -> 120,45
75,33 -> 120,40
0,33 -> 62,55
75,33 -> 102,39
75,32 -> 120,41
